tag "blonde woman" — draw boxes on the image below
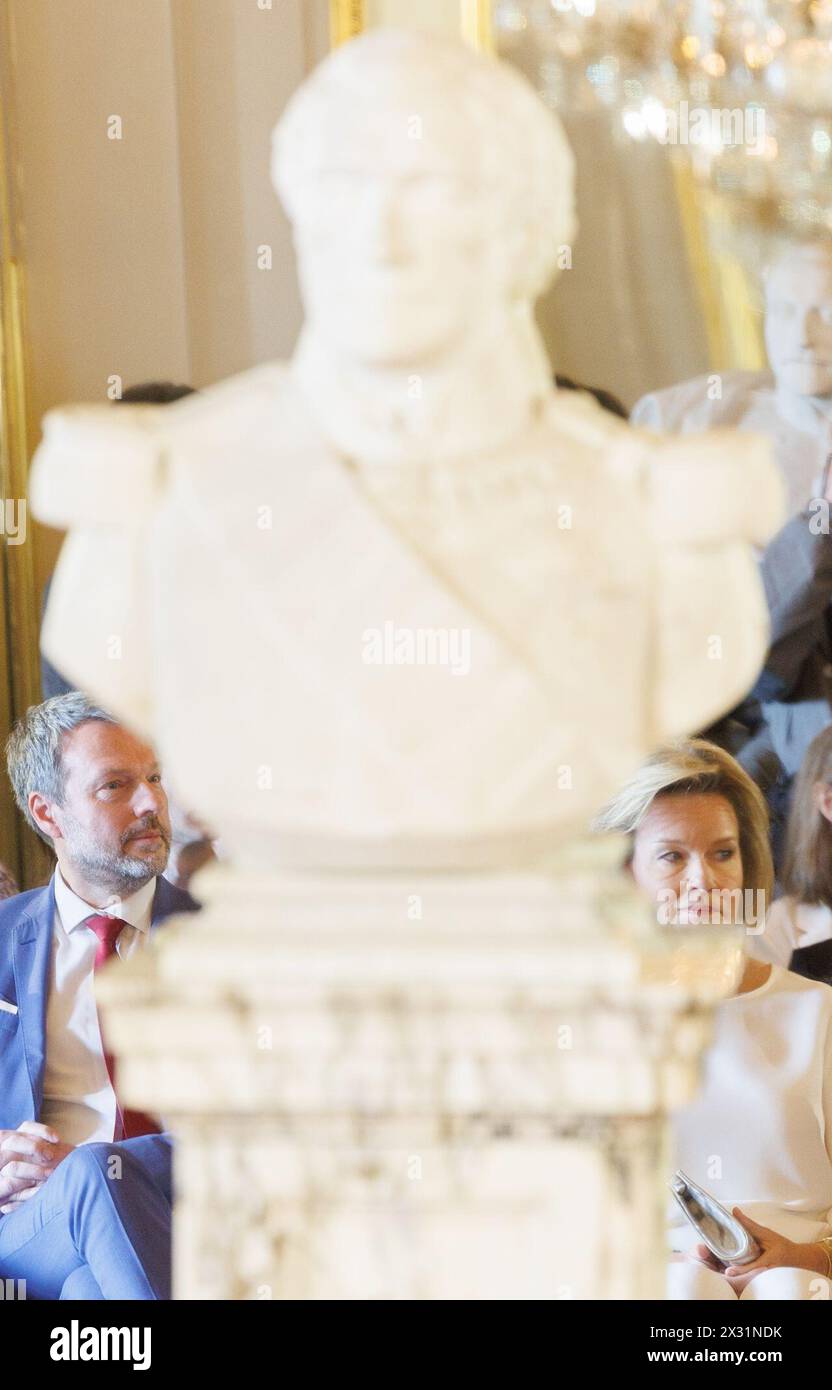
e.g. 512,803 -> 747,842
754,724 -> 832,981
596,737 -> 832,1300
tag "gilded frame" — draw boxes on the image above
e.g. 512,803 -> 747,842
329,0 -> 493,50
0,5 -> 46,888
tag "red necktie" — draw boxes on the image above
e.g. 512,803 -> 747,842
85,914 -> 162,1141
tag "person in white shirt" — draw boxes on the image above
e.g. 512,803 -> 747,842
596,737 -> 832,1300
631,242 -> 832,518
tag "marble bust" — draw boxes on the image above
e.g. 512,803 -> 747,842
633,241 -> 832,517
30,29 -> 783,870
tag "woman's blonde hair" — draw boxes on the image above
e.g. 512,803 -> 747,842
783,725 -> 832,905
594,737 -> 774,908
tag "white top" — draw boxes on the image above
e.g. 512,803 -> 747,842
39,868 -> 156,1145
669,966 -> 832,1250
748,895 -> 832,969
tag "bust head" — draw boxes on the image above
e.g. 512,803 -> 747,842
272,29 -> 575,369
764,241 -> 832,398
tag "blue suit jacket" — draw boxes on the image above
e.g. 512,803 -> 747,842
0,875 -> 199,1129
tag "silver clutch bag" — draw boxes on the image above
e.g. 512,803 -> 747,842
669,1169 -> 761,1266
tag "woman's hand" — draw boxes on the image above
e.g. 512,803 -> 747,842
716,1209 -> 829,1293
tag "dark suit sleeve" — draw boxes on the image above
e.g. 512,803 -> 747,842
755,509 -> 832,701
40,574 -> 75,700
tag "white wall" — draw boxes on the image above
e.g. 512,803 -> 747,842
169,0 -> 310,385
11,0 -> 328,423
11,0 -> 192,423
10,0 -> 326,586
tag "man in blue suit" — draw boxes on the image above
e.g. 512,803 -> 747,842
0,692 -> 198,1299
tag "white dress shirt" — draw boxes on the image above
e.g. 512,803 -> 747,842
749,895 -> 832,969
39,868 -> 157,1145
669,965 -> 832,1251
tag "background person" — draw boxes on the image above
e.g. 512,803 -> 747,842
632,245 -> 832,869
164,797 -> 218,894
726,456 -> 832,874
632,242 -> 832,516
0,861 -> 18,898
754,724 -> 832,984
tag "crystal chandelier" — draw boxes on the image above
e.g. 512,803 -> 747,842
493,0 -> 832,235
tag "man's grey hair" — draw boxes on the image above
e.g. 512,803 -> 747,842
6,692 -> 117,846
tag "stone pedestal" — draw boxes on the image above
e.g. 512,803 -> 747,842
96,838 -> 741,1300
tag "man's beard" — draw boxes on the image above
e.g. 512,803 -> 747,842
59,811 -> 170,895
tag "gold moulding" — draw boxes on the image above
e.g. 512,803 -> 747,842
0,5 -> 44,888
329,0 -> 493,51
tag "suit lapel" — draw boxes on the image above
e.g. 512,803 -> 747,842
11,881 -> 56,1117
150,875 -> 199,931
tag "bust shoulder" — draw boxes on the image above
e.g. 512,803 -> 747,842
31,400 -> 164,529
29,362 -> 313,531
161,361 -> 303,451
543,385 -> 781,546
